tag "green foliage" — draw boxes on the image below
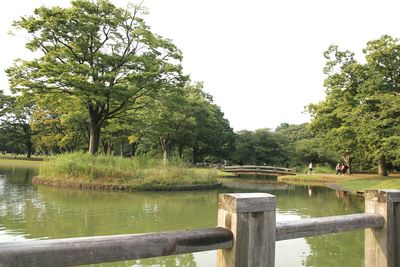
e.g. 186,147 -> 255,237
0,93 -> 35,156
275,123 -> 339,166
124,81 -> 234,163
308,36 -> 400,175
231,128 -> 287,165
39,153 -> 218,189
7,0 -> 184,154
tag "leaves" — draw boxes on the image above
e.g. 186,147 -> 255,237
7,0 -> 184,154
309,35 -> 400,172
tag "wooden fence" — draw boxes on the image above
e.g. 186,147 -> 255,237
0,190 -> 398,267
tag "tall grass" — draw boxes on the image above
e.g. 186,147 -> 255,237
39,153 -> 218,189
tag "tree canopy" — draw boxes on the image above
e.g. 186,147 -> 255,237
308,35 -> 400,175
7,0 -> 184,154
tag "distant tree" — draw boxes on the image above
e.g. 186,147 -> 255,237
275,123 -> 338,167
0,93 -> 35,157
186,83 -> 234,163
232,128 -> 287,166
131,82 -> 234,163
7,0 -> 183,155
31,94 -> 88,154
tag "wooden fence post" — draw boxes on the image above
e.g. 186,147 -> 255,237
365,190 -> 400,267
217,193 -> 276,267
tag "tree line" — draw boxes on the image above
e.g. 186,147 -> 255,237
1,0 -> 399,174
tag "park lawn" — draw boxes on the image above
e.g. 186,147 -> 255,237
338,175 -> 400,190
0,158 -> 44,168
278,173 -> 349,184
278,173 -> 400,190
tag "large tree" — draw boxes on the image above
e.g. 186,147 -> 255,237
308,45 -> 365,172
309,36 -> 400,175
7,0 -> 183,154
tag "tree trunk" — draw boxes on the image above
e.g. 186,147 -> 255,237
120,143 -> 124,157
343,152 -> 352,174
160,137 -> 171,163
102,140 -> 108,155
378,155 -> 388,176
88,107 -> 104,155
88,124 -> 101,155
192,146 -> 199,164
163,149 -> 170,163
108,143 -> 113,156
129,142 -> 139,157
178,145 -> 184,159
26,140 -> 33,158
22,124 -> 33,158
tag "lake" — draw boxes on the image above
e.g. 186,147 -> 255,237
0,166 -> 364,266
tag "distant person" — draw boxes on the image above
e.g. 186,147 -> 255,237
339,164 -> 345,175
336,163 -> 341,175
308,162 -> 314,174
343,164 -> 349,175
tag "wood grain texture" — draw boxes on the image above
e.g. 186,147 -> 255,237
0,227 -> 233,267
276,213 -> 384,241
217,193 -> 276,267
219,193 -> 276,213
365,189 -> 400,267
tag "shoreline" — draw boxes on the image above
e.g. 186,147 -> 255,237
278,173 -> 400,196
32,176 -> 222,192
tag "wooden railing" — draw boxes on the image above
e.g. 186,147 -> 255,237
223,165 -> 296,175
0,190 -> 398,267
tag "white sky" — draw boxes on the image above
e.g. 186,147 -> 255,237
1,0 -> 400,131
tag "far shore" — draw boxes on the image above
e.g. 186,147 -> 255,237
278,173 -> 400,192
2,157 -> 399,193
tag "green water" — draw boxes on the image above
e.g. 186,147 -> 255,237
0,166 -> 364,266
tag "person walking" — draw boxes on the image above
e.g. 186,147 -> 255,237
308,162 -> 314,174
336,163 -> 341,175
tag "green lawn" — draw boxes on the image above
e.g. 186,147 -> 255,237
0,158 -> 44,168
338,177 -> 400,190
278,173 -> 400,191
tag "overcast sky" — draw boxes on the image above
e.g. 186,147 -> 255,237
2,0 -> 400,131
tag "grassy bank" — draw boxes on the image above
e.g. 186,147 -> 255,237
278,173 -> 400,191
0,158 -> 44,168
37,153 -> 219,190
339,176 -> 400,190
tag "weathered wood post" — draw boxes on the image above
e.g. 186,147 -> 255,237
217,193 -> 276,267
365,190 -> 400,267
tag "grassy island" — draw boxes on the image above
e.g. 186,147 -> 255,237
33,153 -> 220,191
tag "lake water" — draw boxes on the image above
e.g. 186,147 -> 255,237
0,166 -> 365,266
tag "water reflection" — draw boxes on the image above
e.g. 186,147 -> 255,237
0,166 -> 364,267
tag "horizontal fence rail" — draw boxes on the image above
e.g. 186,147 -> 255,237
276,213 -> 384,241
0,227 -> 233,267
